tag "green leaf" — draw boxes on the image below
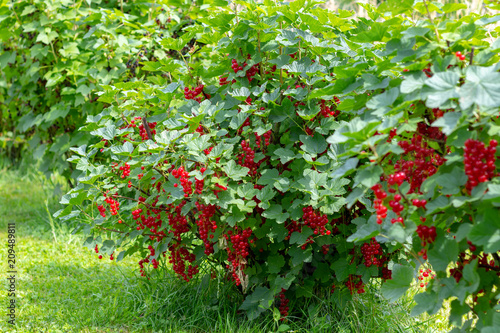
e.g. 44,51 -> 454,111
289,228 -> 314,245
288,246 -> 312,267
431,112 -> 461,136
400,72 -> 426,94
239,287 -> 274,319
347,219 -> 379,242
300,133 -> 327,155
366,87 -> 399,109
442,3 -> 467,13
354,165 -> 384,188
111,141 -> 134,155
381,264 -> 414,302
229,87 -> 251,101
273,148 -> 296,164
262,204 -> 289,224
411,292 -> 442,316
223,160 -> 249,181
257,169 -> 280,186
424,72 -> 460,108
469,209 -> 500,253
459,65 -> 500,109
428,237 -> 459,271
267,255 -> 285,274
309,77 -> 356,99
92,126 -> 116,141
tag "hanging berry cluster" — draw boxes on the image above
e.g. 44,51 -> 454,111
104,195 -> 120,216
371,184 -> 388,225
463,139 -> 497,192
254,130 -> 272,148
455,51 -> 466,61
360,238 -> 382,267
97,204 -> 106,217
172,166 -> 193,197
119,163 -> 130,179
184,84 -> 205,102
230,57 -> 259,82
345,275 -> 365,294
417,267 -> 435,288
238,140 -> 264,176
194,201 -> 217,255
224,228 -> 252,286
168,243 -> 198,282
301,206 -> 330,236
416,225 -> 437,260
395,133 -> 445,194
277,289 -> 290,320
319,99 -> 339,118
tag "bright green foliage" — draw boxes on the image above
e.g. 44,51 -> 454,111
52,0 -> 500,330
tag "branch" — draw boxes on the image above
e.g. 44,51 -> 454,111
142,116 -> 153,140
469,47 -> 474,65
114,195 -> 155,209
422,0 -> 440,42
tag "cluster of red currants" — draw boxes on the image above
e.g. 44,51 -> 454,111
396,134 -> 445,194
104,195 -> 120,215
119,163 -> 130,179
360,238 -> 382,267
172,166 -> 193,197
194,201 -> 217,255
97,204 -> 106,217
224,228 -> 252,286
230,58 -> 259,82
167,201 -> 189,237
416,225 -> 437,260
277,289 -> 290,320
319,99 -> 339,118
463,139 -> 497,192
238,140 -> 263,176
455,51 -> 466,61
168,243 -> 198,282
417,267 -> 435,288
301,206 -> 330,236
184,84 -> 205,102
371,184 -> 388,225
345,275 -> 365,294
254,130 -> 272,148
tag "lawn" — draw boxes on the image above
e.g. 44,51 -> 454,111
0,169 -> 450,332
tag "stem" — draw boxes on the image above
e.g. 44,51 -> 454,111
469,47 -> 474,65
141,116 -> 153,140
422,0 -> 440,42
11,6 -> 22,25
50,41 -> 58,63
257,30 -> 263,77
279,22 -> 283,85
114,195 -> 155,209
368,144 -> 379,159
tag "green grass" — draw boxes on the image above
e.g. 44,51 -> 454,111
0,169 -> 450,332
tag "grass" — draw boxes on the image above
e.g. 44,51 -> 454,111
0,168 -> 450,332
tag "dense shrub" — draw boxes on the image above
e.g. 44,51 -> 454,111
54,0 -> 500,330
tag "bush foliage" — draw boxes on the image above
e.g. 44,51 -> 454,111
4,0 -> 500,330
